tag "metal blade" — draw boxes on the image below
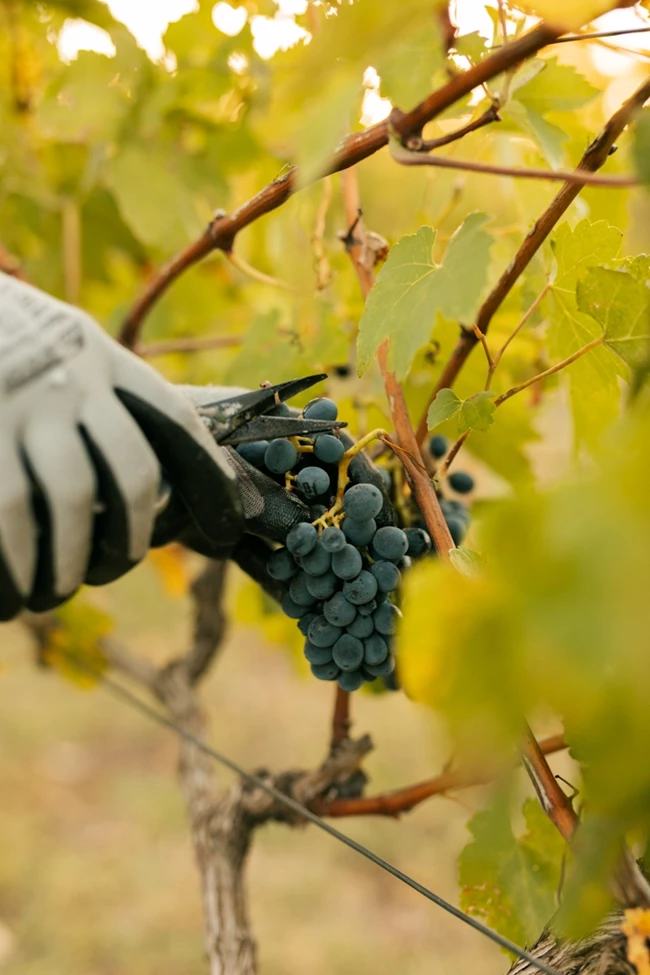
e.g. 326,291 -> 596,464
219,415 -> 347,445
201,374 -> 328,427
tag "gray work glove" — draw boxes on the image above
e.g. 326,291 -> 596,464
0,275 -> 307,621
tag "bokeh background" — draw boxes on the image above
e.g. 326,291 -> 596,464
1,0 -> 648,971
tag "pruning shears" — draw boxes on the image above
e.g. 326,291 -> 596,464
198,373 -> 347,444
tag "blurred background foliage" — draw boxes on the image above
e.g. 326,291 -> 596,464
2,0 -> 650,971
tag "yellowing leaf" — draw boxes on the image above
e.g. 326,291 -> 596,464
517,1 -> 614,30
622,909 -> 650,975
148,544 -> 191,598
357,215 -> 493,379
43,595 -> 113,688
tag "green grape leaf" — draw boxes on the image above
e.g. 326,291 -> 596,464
357,214 -> 493,379
577,267 -> 650,371
514,57 -> 598,114
376,21 -> 445,108
459,795 -> 564,947
454,31 -> 488,64
547,220 -> 625,449
295,73 -> 362,187
427,388 -> 462,429
37,52 -> 128,143
107,146 -> 205,250
458,391 -> 496,433
632,110 -> 650,187
449,546 -> 486,578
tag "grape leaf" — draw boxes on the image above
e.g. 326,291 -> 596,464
577,267 -> 650,371
376,20 -> 445,108
517,1 -> 614,29
357,214 -> 493,379
43,597 -> 112,688
458,391 -> 496,433
427,388 -> 462,429
449,547 -> 486,578
633,110 -> 650,187
514,57 -> 598,115
37,52 -> 128,143
107,146 -> 205,250
547,220 -> 625,450
459,794 -> 564,947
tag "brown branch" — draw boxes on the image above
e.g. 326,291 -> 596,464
137,334 -> 243,357
340,169 -> 455,557
405,102 -> 501,152
118,20 -> 565,349
522,724 -> 650,910
184,560 -> 229,685
331,686 -> 351,748
416,72 -> 650,445
317,732 -> 568,818
390,143 -> 639,187
522,724 -> 577,842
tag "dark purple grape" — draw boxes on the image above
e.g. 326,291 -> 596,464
342,570 -> 378,606
286,522 -> 317,556
267,547 -> 299,581
338,669 -> 364,692
343,483 -> 383,521
308,616 -> 343,648
332,634 -> 364,671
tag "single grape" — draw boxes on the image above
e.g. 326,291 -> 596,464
373,601 -> 401,636
304,397 -> 338,421
269,402 -> 292,416
310,504 -> 328,521
332,634 -> 364,671
429,434 -> 448,459
364,655 -> 396,678
289,572 -> 318,607
449,471 -> 475,494
314,434 -> 345,464
308,616 -> 343,648
440,498 -> 471,527
364,633 -> 388,666
397,555 -> 412,571
299,541 -> 331,576
343,570 -> 378,606
343,517 -> 376,547
282,593 -> 307,619
357,599 -> 377,617
347,614 -> 374,639
320,526 -> 346,553
331,544 -> 363,580
304,641 -> 334,665
360,668 -> 377,683
305,569 -> 339,600
297,612 -> 319,637
267,547 -> 299,581
297,466 -> 331,499
404,528 -> 431,558
236,440 -> 269,467
338,669 -> 364,692
446,516 -> 467,546
264,438 -> 298,474
323,592 -> 357,627
286,522 -> 317,557
369,560 -> 400,593
343,483 -> 383,521
311,661 -> 341,681
379,468 -> 392,491
372,526 -> 409,561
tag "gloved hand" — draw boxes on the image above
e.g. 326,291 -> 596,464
0,275 -> 307,622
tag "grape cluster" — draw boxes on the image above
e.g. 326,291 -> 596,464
246,396 -> 427,692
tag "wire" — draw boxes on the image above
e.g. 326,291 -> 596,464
490,26 -> 650,48
98,672 -> 563,975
